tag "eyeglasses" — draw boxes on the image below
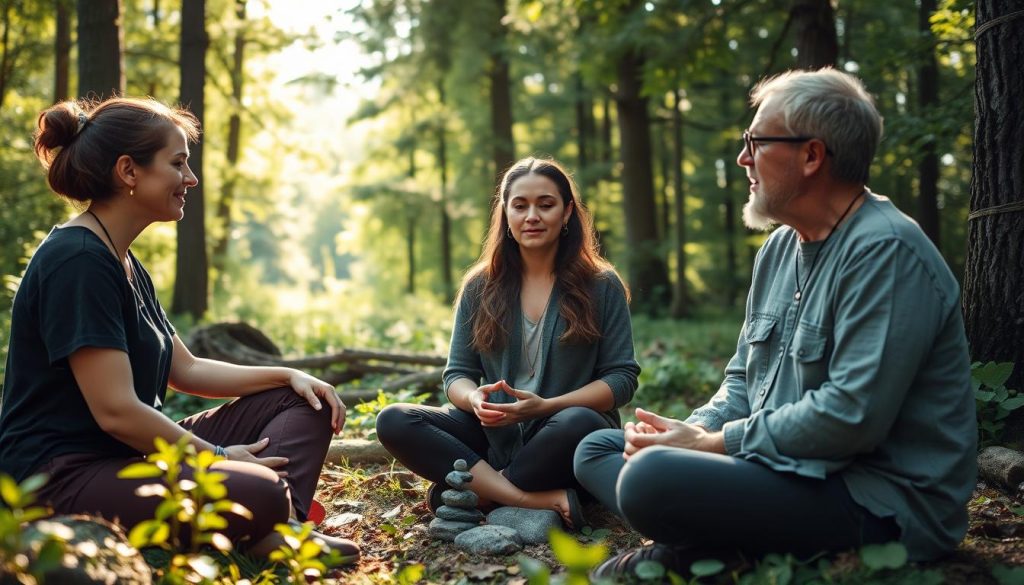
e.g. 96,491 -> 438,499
743,130 -> 833,158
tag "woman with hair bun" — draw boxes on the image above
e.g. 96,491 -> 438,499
376,157 -> 640,528
0,97 -> 358,561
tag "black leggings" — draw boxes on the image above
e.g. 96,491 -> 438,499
376,403 -> 611,492
574,429 -> 899,557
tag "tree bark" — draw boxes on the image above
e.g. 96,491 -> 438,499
574,73 -> 593,180
438,80 -> 453,303
964,0 -> 1024,425
76,0 -> 124,99
917,0 -> 941,246
171,0 -> 209,319
615,47 -> 670,311
791,0 -> 837,70
54,0 -> 71,103
212,0 -> 247,276
488,0 -> 514,181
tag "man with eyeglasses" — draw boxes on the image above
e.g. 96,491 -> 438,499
575,68 -> 975,579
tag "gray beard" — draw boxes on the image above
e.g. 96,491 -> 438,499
742,198 -> 778,231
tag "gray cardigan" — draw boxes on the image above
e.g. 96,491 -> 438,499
443,270 -> 641,469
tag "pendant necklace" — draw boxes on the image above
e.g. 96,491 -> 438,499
521,293 -> 552,379
793,190 -> 864,302
87,209 -> 133,282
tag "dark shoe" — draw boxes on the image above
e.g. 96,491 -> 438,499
427,482 -> 444,514
288,519 -> 360,566
309,529 -> 360,565
591,543 -> 693,582
564,488 -> 588,531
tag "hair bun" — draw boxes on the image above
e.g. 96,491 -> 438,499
34,101 -> 87,166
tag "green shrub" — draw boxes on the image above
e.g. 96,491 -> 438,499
0,473 -> 68,583
973,361 -> 1024,447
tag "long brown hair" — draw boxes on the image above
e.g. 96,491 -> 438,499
460,157 -> 627,353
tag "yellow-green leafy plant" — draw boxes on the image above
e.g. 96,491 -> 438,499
117,435 -> 253,583
268,520 -> 348,583
0,473 -> 67,584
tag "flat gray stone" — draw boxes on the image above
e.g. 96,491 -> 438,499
454,525 -> 524,556
446,470 -> 473,489
436,505 -> 484,523
486,506 -> 563,544
442,489 -> 479,508
454,459 -> 469,472
428,517 -> 478,541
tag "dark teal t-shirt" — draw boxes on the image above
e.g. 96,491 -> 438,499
0,226 -> 174,481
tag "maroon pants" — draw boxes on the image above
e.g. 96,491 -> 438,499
36,387 -> 334,547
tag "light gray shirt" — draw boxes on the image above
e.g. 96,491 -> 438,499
687,191 -> 976,561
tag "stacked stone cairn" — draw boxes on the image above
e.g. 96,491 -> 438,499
427,459 -> 485,541
428,459 -> 562,555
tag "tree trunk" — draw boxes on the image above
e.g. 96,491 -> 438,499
212,0 -> 246,276
54,0 -> 71,103
76,0 -> 124,99
723,140 -> 739,308
791,0 -> 837,70
574,73 -> 593,181
964,0 -> 1024,434
615,48 -> 669,311
438,80 -> 453,303
917,0 -> 941,246
488,0 -> 514,181
171,0 -> 208,319
669,87 -> 690,318
600,96 -> 613,172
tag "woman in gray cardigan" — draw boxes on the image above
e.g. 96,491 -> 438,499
376,157 -> 639,528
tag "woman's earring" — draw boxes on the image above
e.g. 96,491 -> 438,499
507,226 -> 514,239
129,188 -> 134,197
561,224 -> 569,237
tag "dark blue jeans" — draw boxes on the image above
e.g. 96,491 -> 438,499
574,429 -> 899,557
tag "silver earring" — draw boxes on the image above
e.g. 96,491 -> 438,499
561,224 -> 569,236
507,226 -> 514,239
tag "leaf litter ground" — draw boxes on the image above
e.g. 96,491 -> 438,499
312,462 -> 1023,584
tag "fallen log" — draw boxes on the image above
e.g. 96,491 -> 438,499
185,322 -> 446,393
326,438 -> 394,466
978,445 -> 1024,496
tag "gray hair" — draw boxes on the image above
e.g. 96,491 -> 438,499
750,68 -> 883,184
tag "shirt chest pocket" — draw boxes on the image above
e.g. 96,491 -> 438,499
790,322 -> 830,391
744,314 -> 778,383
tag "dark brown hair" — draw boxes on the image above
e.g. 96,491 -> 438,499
461,157 -> 627,353
34,97 -> 200,202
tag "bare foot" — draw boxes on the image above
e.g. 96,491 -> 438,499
551,489 -> 574,528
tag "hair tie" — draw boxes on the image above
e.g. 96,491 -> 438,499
75,111 -> 88,136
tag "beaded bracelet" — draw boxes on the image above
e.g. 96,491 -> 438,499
214,445 -> 227,457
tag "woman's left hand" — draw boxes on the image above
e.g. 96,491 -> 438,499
288,370 -> 346,434
480,380 -> 551,426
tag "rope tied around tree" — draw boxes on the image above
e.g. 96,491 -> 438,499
968,200 -> 1024,221
975,9 -> 1024,40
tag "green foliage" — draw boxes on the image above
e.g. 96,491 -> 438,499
116,434 -> 347,584
993,564 -> 1024,585
116,435 -> 252,583
518,528 -> 609,585
631,314 -> 738,416
267,520 -> 349,583
972,361 -> 1024,446
349,389 -> 432,437
0,473 -> 68,583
